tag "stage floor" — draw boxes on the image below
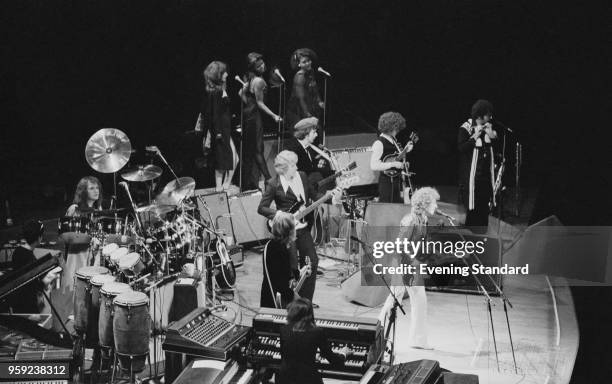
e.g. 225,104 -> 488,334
225,249 -> 578,384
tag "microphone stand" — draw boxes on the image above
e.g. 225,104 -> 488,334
350,236 -> 405,365
276,82 -> 284,153
150,148 -> 180,184
443,216 -> 503,372
121,183 -> 144,234
322,76 -> 328,146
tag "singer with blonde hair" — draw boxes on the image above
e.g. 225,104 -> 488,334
378,186 -> 440,349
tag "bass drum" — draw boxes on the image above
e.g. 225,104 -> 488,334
205,238 -> 236,289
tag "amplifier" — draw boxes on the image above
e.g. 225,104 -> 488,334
330,147 -> 378,186
194,190 -> 235,244
228,190 -> 270,245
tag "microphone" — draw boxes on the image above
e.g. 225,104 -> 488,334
234,75 -> 246,86
273,68 -> 285,83
492,119 -> 513,133
317,67 -> 331,77
435,209 -> 456,221
317,144 -> 332,154
119,181 -> 129,190
145,145 -> 159,153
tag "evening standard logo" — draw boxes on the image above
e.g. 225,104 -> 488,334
372,237 -> 486,259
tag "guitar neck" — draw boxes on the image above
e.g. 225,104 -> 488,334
294,194 -> 332,221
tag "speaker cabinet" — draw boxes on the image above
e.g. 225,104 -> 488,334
228,190 -> 270,245
194,190 -> 235,242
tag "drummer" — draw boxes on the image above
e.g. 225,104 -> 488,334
56,176 -> 104,330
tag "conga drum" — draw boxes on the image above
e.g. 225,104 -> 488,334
74,266 -> 109,335
88,274 -> 116,343
98,282 -> 132,349
113,291 -> 150,373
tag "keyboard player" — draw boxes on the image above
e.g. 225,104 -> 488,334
276,298 -> 352,384
6,220 -> 60,315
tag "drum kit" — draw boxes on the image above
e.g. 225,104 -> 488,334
64,128 -> 236,382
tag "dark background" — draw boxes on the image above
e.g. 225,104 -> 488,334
0,1 -> 609,381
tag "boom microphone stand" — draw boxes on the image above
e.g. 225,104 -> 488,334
442,216 -> 503,372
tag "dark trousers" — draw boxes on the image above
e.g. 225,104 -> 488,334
290,228 -> 318,301
460,178 -> 492,232
378,175 -> 403,203
242,114 -> 271,190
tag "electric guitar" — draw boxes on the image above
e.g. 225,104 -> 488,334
383,131 -> 419,178
267,175 -> 358,231
275,263 -> 311,309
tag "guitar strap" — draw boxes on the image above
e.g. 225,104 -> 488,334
263,241 -> 279,309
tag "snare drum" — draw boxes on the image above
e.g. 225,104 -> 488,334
58,216 -> 92,244
99,282 -> 132,348
113,291 -> 150,372
110,247 -> 129,266
118,252 -> 145,276
74,266 -> 110,334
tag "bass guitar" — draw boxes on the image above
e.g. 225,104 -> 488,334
312,162 -> 358,245
267,176 -> 358,231
275,263 -> 311,309
382,131 -> 419,178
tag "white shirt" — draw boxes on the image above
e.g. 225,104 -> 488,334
279,173 -> 306,203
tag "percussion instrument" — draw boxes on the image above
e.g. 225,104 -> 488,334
118,252 -> 146,276
110,247 -> 129,266
96,216 -> 126,235
89,274 -> 117,344
90,274 -> 117,309
102,243 -> 119,258
113,291 -> 150,373
85,128 -> 132,174
73,266 -> 110,334
155,177 -> 195,206
58,216 -> 92,244
98,282 -> 132,348
121,165 -> 163,182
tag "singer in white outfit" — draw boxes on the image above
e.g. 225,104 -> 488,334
379,186 -> 440,349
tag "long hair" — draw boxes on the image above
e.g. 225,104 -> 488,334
73,176 -> 102,210
203,61 -> 227,92
245,52 -> 264,82
290,48 -> 318,71
286,297 -> 316,331
271,212 -> 296,246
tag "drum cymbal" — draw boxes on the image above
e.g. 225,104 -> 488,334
135,204 -> 176,216
121,165 -> 163,182
85,128 -> 132,173
156,177 -> 196,206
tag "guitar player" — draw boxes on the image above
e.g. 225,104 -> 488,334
370,111 -> 414,203
258,150 -> 341,306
